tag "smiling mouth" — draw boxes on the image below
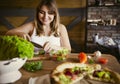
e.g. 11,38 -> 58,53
43,19 -> 48,22
44,21 -> 48,22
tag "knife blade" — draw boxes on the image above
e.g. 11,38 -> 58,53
31,41 -> 43,48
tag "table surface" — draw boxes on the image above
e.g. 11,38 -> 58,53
14,53 -> 120,84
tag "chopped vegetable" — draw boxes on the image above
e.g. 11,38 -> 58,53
94,70 -> 111,79
23,61 -> 42,72
98,58 -> 108,64
87,55 -> 95,64
88,59 -> 95,64
0,36 -> 34,60
78,52 -> 87,63
97,71 -> 106,78
50,48 -> 69,61
59,74 -> 71,84
39,49 -> 45,55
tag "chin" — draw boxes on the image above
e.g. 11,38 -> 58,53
42,22 -> 50,25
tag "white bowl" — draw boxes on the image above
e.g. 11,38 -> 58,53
0,57 -> 27,84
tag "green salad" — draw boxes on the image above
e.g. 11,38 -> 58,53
0,36 -> 34,60
23,61 -> 42,72
50,48 -> 69,61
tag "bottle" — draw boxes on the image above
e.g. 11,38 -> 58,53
93,33 -> 99,43
99,0 -> 104,6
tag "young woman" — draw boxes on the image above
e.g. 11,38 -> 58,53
6,0 -> 71,53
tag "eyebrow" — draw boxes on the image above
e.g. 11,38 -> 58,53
39,10 -> 55,14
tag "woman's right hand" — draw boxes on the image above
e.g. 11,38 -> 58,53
43,41 -> 62,53
6,31 -> 31,41
16,32 -> 31,41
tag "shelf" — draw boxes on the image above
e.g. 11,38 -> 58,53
88,3 -> 120,7
87,24 -> 120,27
86,0 -> 120,54
87,25 -> 120,31
88,5 -> 120,8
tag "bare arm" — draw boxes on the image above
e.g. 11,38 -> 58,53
6,22 -> 34,40
59,24 -> 71,51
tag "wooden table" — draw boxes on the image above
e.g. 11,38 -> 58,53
14,53 -> 120,84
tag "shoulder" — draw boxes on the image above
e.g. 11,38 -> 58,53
58,24 -> 68,34
22,22 -> 35,31
59,24 -> 66,29
22,22 -> 34,28
17,22 -> 35,34
58,24 -> 67,33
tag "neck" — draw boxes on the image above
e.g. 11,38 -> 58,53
43,25 -> 51,36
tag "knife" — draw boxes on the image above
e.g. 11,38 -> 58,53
31,41 -> 43,48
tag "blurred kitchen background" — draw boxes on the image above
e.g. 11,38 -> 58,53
0,0 -> 120,62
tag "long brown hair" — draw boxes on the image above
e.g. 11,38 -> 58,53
34,0 -> 60,36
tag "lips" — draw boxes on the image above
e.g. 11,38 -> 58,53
43,20 -> 48,22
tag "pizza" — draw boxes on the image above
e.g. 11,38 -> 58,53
51,62 -> 101,84
51,62 -> 120,84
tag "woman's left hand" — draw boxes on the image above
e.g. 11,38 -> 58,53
43,42 -> 61,53
43,42 -> 53,53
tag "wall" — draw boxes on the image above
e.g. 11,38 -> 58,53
87,6 -> 120,42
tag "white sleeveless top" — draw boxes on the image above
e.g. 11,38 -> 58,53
31,28 -> 61,47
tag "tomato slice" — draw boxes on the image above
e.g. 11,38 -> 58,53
98,58 -> 108,64
78,52 -> 87,63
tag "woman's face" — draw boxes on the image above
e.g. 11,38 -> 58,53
38,5 -> 55,25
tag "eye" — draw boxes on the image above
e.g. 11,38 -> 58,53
48,11 -> 54,15
39,10 -> 45,14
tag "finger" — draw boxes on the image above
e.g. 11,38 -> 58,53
43,41 -> 49,48
23,34 -> 27,40
44,46 -> 50,52
44,42 -> 50,52
22,34 -> 31,41
47,47 -> 53,52
44,42 -> 49,49
26,34 -> 31,41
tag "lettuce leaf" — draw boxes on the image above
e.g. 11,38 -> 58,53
0,36 -> 34,60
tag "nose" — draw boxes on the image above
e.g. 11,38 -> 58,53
44,12 -> 48,19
